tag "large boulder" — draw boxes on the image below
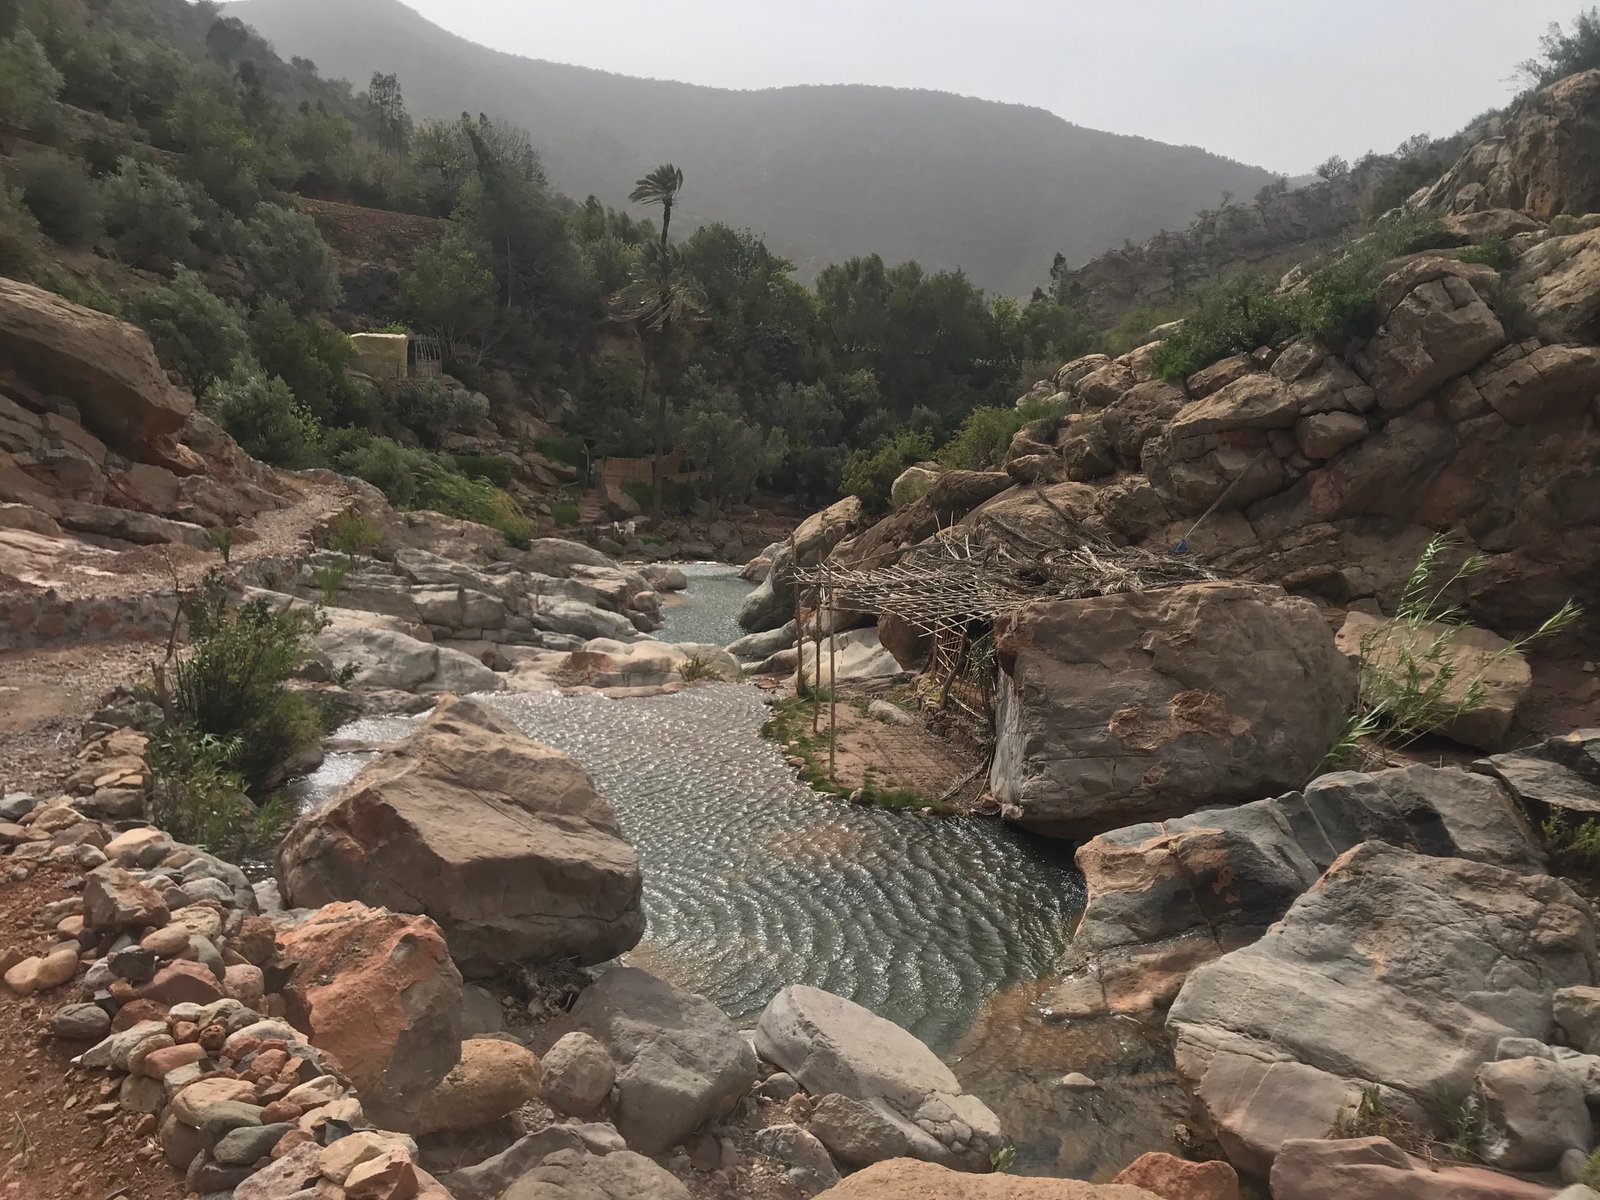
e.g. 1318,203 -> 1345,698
278,697 -> 643,976
755,986 -> 1003,1171
567,967 -> 757,1155
1043,764 -> 1544,1019
738,496 -> 864,632
1512,225 -> 1600,342
989,581 -> 1353,839
409,1038 -> 544,1136
501,1148 -> 690,1200
1269,1136 -> 1556,1200
275,902 -> 464,1126
0,277 -> 194,464
1167,842 -> 1597,1175
1335,611 -> 1531,751
799,626 -> 907,689
1421,69 -> 1600,220
813,1160 -> 1161,1197
1362,258 -> 1506,413
314,621 -> 504,695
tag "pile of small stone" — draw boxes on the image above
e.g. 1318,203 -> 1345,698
1,808 -> 448,1199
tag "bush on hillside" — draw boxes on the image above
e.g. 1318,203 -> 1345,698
205,368 -> 323,468
939,395 -> 1070,471
841,429 -> 933,516
1153,212 -> 1453,381
249,298 -> 372,427
385,378 -> 487,446
0,29 -> 64,134
1518,8 -> 1600,90
239,203 -> 341,314
0,183 -> 42,275
17,151 -> 102,248
129,267 -> 253,391
101,157 -> 199,268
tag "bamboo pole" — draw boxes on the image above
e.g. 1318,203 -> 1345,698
827,585 -> 838,782
812,585 -> 823,734
790,534 -> 804,702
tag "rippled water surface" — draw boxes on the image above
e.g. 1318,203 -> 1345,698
302,568 -> 1193,1177
653,561 -> 754,647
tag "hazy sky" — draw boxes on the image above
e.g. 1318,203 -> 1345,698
379,0 -> 1576,173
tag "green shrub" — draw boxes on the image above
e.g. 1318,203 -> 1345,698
168,577 -> 325,797
386,379 -> 486,445
206,369 -> 323,468
239,203 -> 341,315
533,435 -> 588,470
939,395 -> 1071,472
1151,276 -> 1298,381
1544,810 -> 1600,879
678,653 -> 727,682
841,429 -> 933,516
129,268 -> 253,391
0,30 -> 63,135
312,559 -> 351,604
1455,237 -> 1516,271
327,432 -> 533,546
325,510 -> 382,558
550,501 -> 580,527
17,151 -> 102,248
147,726 -> 288,863
250,299 -> 369,427
0,183 -> 41,275
447,453 -> 514,487
1325,535 -> 1580,769
101,157 -> 198,268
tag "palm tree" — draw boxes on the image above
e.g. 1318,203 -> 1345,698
614,240 -> 706,524
629,163 -> 684,247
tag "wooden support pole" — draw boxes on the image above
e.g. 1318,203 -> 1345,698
828,586 -> 838,782
790,534 -> 804,701
812,586 -> 823,734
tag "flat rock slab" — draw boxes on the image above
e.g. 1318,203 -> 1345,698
1167,842 -> 1596,1175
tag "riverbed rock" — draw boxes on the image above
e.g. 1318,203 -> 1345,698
1111,1153 -> 1239,1199
1475,729 -> 1600,828
1335,612 -> 1530,750
738,497 -> 863,632
1045,763 -> 1545,1018
275,901 -> 463,1126
567,967 -> 757,1155
1167,842 -> 1597,1175
315,621 -> 505,695
408,1037 -> 543,1136
544,638 -> 738,689
277,696 -> 644,976
799,626 -> 907,689
1475,1056 -> 1592,1171
1268,1136 -> 1556,1200
501,1147 -> 690,1200
753,1123 -> 841,1195
540,1031 -> 616,1118
728,620 -> 799,663
813,1159 -> 1163,1197
439,1125 -> 628,1200
989,581 -> 1353,839
756,985 -> 1003,1171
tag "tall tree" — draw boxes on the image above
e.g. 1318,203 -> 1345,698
365,71 -> 410,158
614,239 -> 705,524
629,163 -> 684,246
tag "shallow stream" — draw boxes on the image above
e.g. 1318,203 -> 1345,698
300,564 -> 1188,1177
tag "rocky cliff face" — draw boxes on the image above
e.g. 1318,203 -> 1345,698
0,277 -> 289,550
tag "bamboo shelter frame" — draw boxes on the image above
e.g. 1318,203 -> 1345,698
786,492 -> 1217,781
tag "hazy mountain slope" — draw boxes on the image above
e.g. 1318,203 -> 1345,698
229,0 -> 1277,294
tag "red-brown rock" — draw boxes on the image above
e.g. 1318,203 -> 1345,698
137,960 -> 225,1006
1269,1137 -> 1553,1199
276,901 -> 463,1126
1112,1153 -> 1240,1200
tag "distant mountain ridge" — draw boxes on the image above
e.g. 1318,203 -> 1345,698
229,0 -> 1279,295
